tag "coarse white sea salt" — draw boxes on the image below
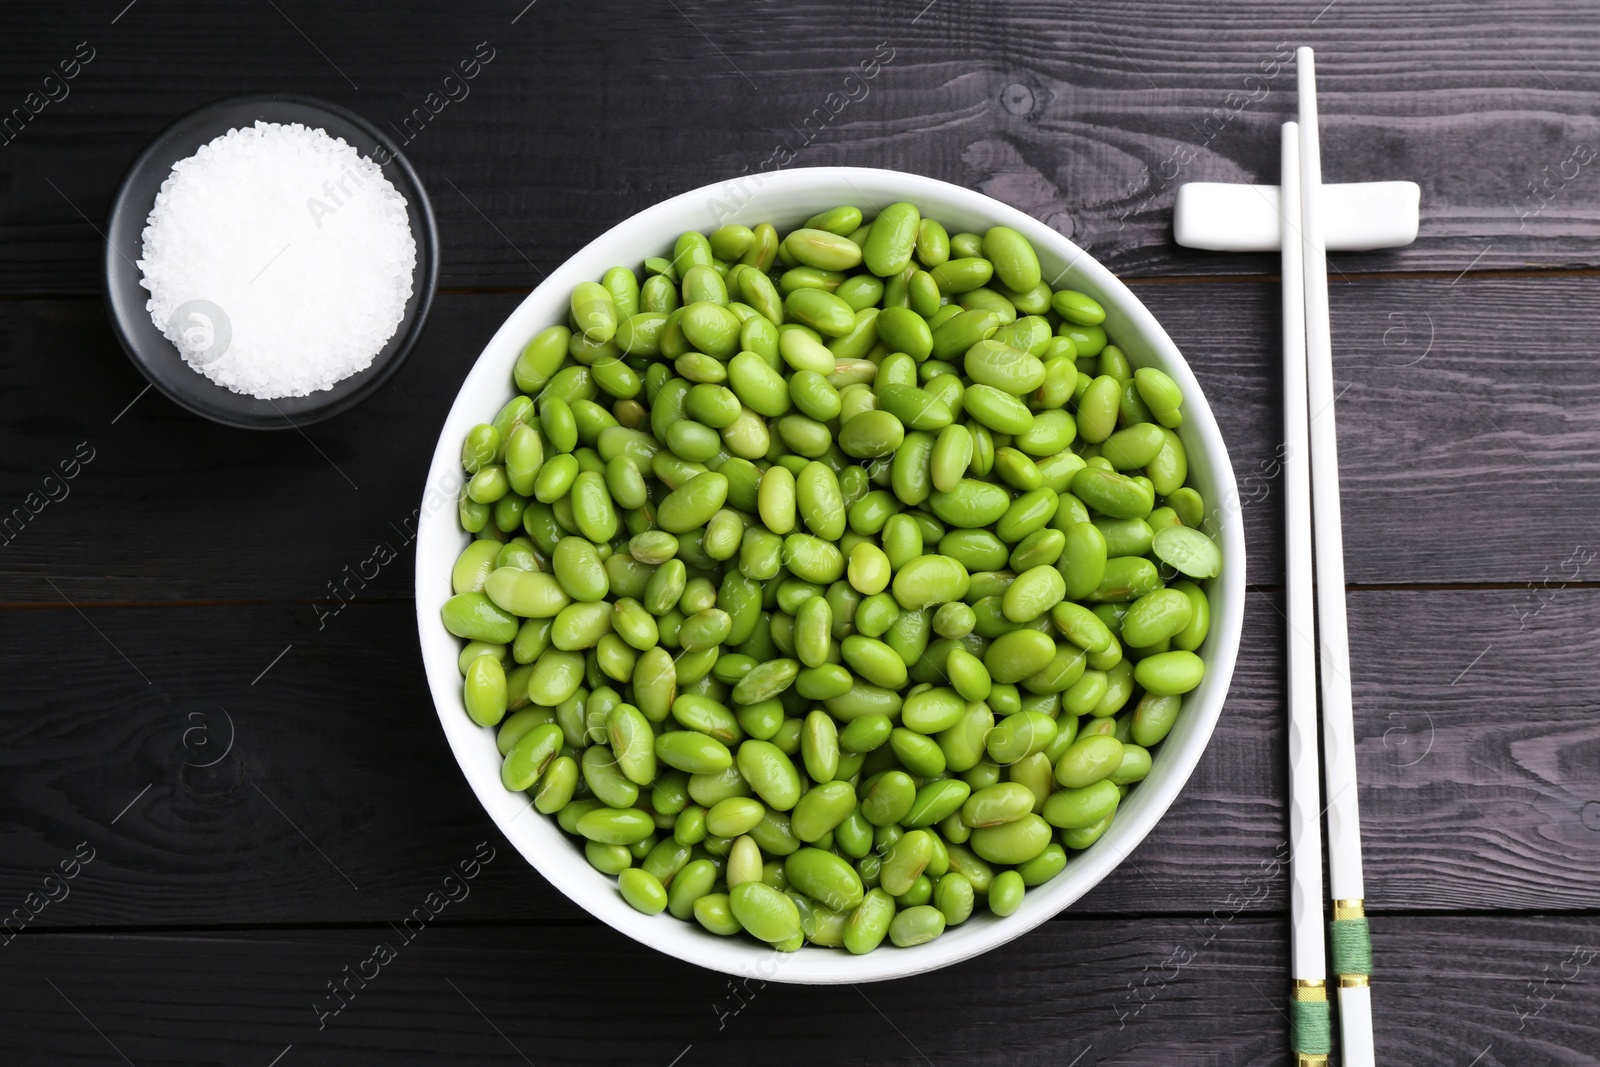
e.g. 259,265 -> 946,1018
138,121 -> 416,399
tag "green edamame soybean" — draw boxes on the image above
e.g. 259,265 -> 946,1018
863,203 -> 920,277
988,870 -> 1025,916
1133,650 -> 1206,695
843,888 -> 896,954
969,813 -> 1051,865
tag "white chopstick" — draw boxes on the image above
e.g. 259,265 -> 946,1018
1280,119 -> 1332,1067
1297,46 -> 1375,1067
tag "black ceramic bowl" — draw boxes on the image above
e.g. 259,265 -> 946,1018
104,94 -> 439,430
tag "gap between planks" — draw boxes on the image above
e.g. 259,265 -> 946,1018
9,905 -> 1600,941
2,264 -> 1599,304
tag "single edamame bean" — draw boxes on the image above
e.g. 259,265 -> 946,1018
1044,779 -> 1120,829
1002,564 -> 1067,623
837,274 -> 886,311
463,655 -> 508,727
903,778 -> 971,829
737,740 -> 803,811
709,224 -> 756,260
1134,367 -> 1184,427
786,287 -> 857,337
934,871 -> 975,925
1052,289 -> 1105,325
786,848 -> 866,911
892,554 -> 971,610
931,424 -> 974,494
839,410 -> 905,459
452,540 -> 503,596
863,202 -> 921,277
665,858 -> 717,919
619,868 -> 668,915
915,217 -> 950,267
658,471 -> 729,533
880,829 -> 933,896
1131,692 -> 1182,747
1058,522 -> 1108,602
499,722 -> 564,792
969,813 -> 1052,865
930,257 -> 994,295
983,227 -> 1042,292
515,325 -> 570,393
655,731 -> 733,774
694,892 -> 743,936
902,686 -> 966,734
986,711 -> 1057,764
843,888 -> 896,954
442,592 -> 520,644
571,281 -> 618,344
861,770 -> 917,826
729,881 -> 802,944
786,228 -> 865,272
946,647 -> 991,702
1152,524 -> 1221,580
1133,650 -> 1206,695
877,305 -> 934,361
965,340 -> 1046,395
1120,587 -> 1194,648
1054,734 -> 1124,789
801,709 -> 841,783
1071,467 -> 1154,520
889,904 -> 946,947
706,797 -> 766,838
988,870 -> 1025,916
984,629 -> 1056,684
962,782 -> 1037,827
840,713 -> 893,753
602,704 -> 655,785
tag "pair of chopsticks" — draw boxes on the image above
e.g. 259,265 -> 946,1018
1282,47 -> 1374,1067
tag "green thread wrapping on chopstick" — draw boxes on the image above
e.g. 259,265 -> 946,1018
1290,993 -> 1332,1055
1330,917 -> 1372,978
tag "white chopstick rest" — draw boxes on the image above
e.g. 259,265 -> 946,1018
1279,120 -> 1332,1067
1174,180 -> 1419,252
1297,46 -> 1375,1067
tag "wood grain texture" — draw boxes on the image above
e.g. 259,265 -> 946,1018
2,0 -> 1598,292
2,918 -> 1595,1066
3,2 -> 1599,1060
0,293 -> 516,604
4,275 -> 1600,601
2,588 -> 1597,928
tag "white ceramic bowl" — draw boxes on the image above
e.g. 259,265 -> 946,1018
416,166 -> 1244,984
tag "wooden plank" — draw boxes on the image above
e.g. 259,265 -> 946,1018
2,588 -> 1597,929
0,293 -> 517,604
2,1 -> 1599,292
5,274 -> 1600,600
1143,269 -> 1600,587
1,917 -> 1593,1065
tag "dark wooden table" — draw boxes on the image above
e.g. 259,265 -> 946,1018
3,2 -> 1598,1063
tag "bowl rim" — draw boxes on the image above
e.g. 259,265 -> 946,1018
102,92 -> 441,430
414,165 -> 1245,983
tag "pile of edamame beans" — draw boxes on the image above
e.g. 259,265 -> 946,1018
442,202 -> 1221,954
